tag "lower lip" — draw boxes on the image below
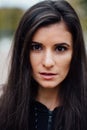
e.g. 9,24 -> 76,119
39,73 -> 57,80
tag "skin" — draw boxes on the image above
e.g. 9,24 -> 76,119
30,22 -> 73,110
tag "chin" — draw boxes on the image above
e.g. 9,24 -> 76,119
39,82 -> 59,89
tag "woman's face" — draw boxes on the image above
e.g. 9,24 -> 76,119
30,22 -> 73,89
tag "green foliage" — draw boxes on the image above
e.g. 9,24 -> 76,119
67,0 -> 87,32
80,0 -> 87,12
0,8 -> 24,37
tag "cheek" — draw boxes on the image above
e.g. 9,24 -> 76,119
30,54 -> 35,69
30,53 -> 41,70
58,54 -> 72,73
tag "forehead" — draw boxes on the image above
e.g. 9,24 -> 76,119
32,22 -> 72,45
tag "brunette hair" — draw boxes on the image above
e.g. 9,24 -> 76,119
0,0 -> 87,130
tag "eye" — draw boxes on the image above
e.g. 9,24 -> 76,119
31,43 -> 42,51
55,45 -> 67,52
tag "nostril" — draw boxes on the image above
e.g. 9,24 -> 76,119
42,58 -> 55,68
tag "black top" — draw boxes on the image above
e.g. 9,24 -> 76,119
29,100 -> 63,130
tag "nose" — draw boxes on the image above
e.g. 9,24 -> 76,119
42,50 -> 55,68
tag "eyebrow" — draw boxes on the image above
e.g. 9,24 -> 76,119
31,41 -> 42,45
54,43 -> 70,47
31,41 -> 71,47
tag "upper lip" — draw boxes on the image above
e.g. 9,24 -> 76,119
39,72 -> 57,75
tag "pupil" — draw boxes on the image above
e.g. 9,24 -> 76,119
58,46 -> 62,51
36,45 -> 39,49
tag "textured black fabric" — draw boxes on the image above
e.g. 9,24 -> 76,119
29,100 -> 63,130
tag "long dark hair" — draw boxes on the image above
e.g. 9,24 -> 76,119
0,0 -> 87,130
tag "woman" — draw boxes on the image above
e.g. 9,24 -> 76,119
0,0 -> 87,130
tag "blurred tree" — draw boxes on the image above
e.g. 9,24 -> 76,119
80,0 -> 87,12
0,8 -> 24,38
66,0 -> 87,46
67,0 -> 87,31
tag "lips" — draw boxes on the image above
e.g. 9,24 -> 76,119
39,72 -> 57,80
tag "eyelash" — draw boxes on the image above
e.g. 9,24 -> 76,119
31,44 -> 42,51
55,45 -> 67,52
31,44 -> 68,52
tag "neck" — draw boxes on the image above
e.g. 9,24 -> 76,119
36,87 -> 60,111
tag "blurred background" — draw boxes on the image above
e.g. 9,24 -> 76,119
0,0 -> 87,84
